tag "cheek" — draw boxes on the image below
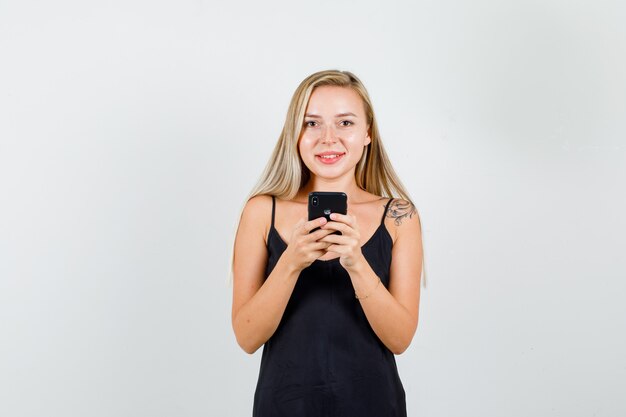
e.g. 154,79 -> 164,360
345,132 -> 367,148
298,136 -> 315,155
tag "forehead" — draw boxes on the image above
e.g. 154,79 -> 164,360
306,86 -> 365,115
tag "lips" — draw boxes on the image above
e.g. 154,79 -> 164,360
315,152 -> 345,164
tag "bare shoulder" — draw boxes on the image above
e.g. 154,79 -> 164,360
239,194 -> 273,245
244,193 -> 273,208
384,198 -> 421,243
386,199 -> 418,226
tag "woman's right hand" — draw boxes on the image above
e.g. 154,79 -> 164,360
282,217 -> 334,271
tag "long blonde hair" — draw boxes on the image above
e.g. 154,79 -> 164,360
248,69 -> 413,202
228,69 -> 426,286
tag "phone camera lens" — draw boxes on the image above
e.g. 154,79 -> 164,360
312,196 -> 318,206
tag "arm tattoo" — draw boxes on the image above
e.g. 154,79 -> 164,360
385,199 -> 416,226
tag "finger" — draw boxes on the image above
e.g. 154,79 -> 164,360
329,212 -> 356,226
322,244 -> 343,256
321,221 -> 351,235
308,227 -> 336,241
318,234 -> 351,245
310,240 -> 333,250
301,217 -> 328,234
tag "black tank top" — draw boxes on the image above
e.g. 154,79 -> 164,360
253,196 -> 406,417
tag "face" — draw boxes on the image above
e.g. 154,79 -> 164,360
298,86 -> 371,180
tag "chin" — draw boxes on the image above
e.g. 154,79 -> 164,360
311,168 -> 356,180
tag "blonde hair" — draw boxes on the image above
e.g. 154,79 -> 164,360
228,69 -> 426,286
249,69 -> 413,202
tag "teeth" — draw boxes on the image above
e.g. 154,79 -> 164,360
320,154 -> 341,159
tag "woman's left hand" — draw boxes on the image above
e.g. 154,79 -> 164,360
318,212 -> 366,270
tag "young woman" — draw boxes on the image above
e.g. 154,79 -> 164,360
231,69 -> 423,416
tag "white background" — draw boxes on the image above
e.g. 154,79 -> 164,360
1,1 -> 625,416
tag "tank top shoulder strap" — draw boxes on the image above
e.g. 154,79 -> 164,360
381,198 -> 394,225
271,195 -> 276,229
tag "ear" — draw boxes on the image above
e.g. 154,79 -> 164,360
364,130 -> 371,146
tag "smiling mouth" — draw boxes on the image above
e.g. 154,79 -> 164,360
316,153 -> 345,164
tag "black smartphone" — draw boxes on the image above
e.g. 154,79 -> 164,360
308,192 -> 347,235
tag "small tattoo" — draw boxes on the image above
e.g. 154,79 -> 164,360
385,199 -> 416,226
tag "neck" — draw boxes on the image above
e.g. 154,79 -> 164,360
297,176 -> 364,204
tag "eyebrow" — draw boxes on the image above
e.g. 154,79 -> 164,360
304,112 -> 358,118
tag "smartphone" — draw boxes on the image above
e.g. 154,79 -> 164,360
308,191 -> 347,234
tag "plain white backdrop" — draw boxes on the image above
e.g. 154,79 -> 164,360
1,1 -> 625,416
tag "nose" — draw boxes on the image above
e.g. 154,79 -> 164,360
321,126 -> 337,143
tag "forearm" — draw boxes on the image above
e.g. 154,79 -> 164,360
233,257 -> 301,354
347,259 -> 418,354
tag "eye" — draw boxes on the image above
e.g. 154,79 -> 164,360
340,120 -> 354,126
304,120 -> 317,127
